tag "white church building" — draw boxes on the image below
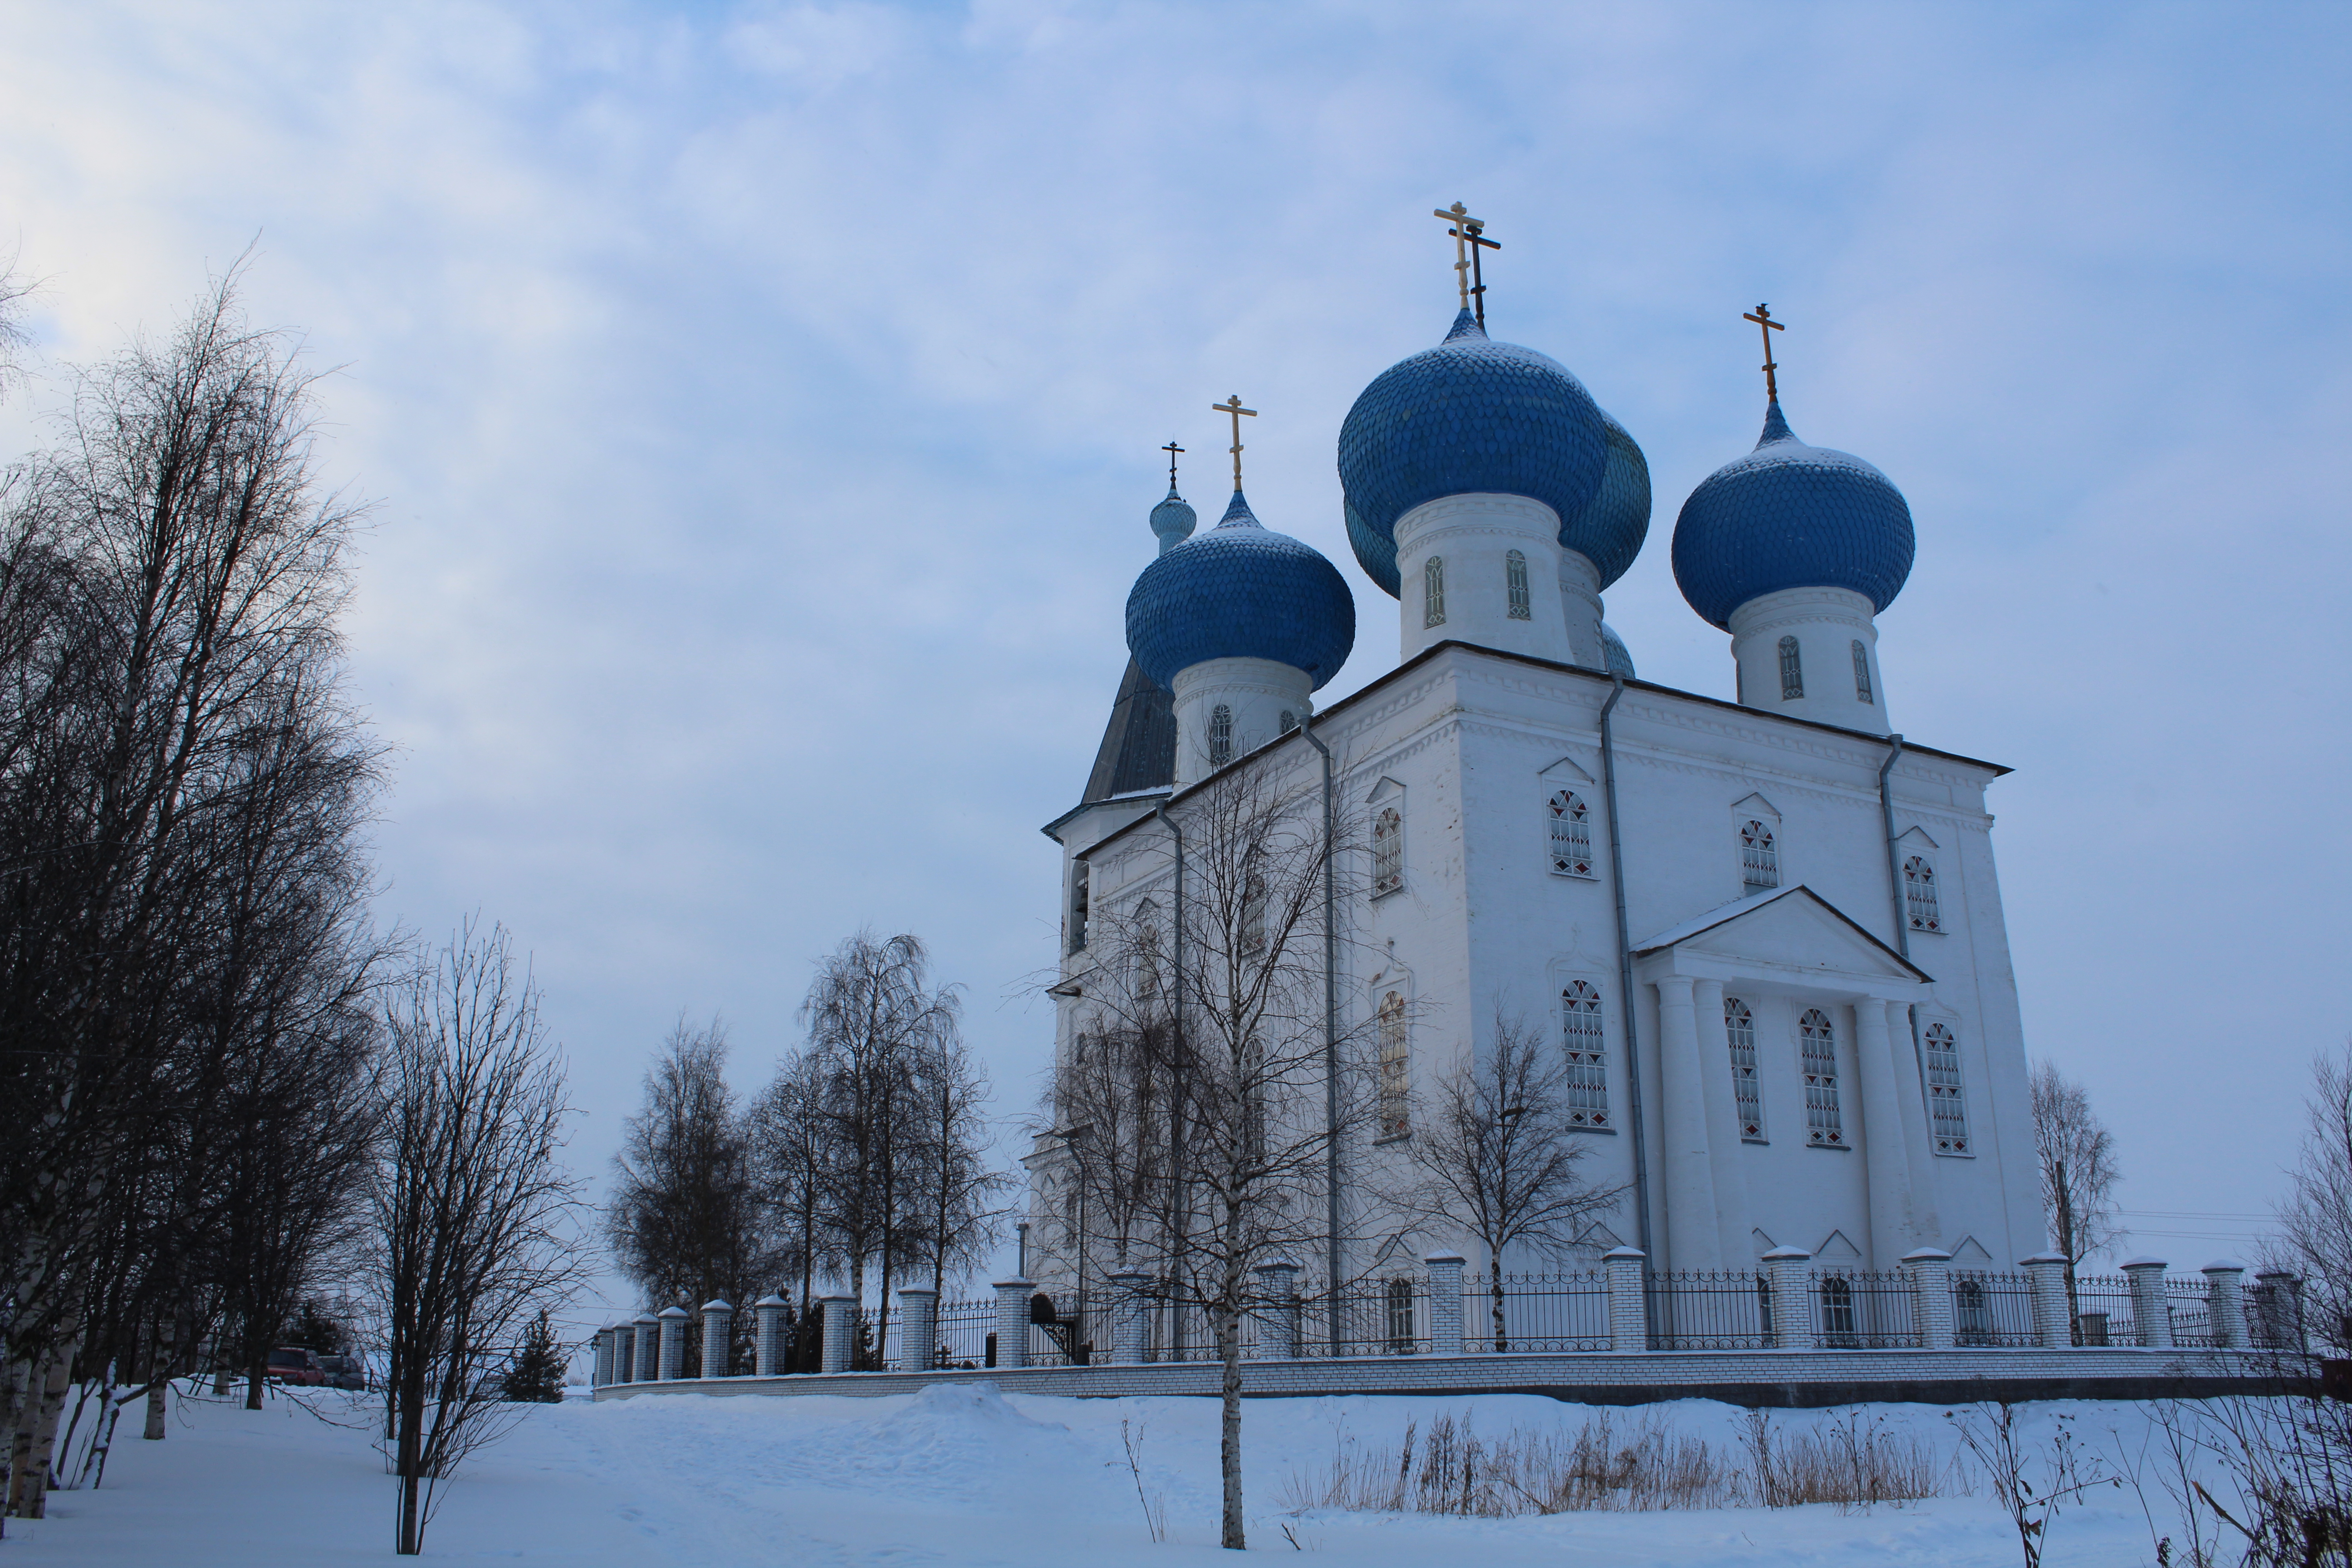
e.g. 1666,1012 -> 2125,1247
1029,255 -> 2046,1301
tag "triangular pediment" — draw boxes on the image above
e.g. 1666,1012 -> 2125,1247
1540,754 -> 1596,784
1730,790 -> 1781,822
1815,1229 -> 1862,1261
1633,885 -> 1931,984
1751,1227 -> 1776,1256
1950,1235 -> 1994,1264
1896,824 -> 1941,851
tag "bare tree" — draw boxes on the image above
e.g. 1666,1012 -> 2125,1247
2029,1060 -> 2124,1338
1397,1010 -> 1627,1351
913,1029 -> 1011,1298
2272,1043 -> 2352,1353
372,922 -> 584,1556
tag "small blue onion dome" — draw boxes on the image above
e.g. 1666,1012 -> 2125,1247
1339,309 -> 1647,595
1600,622 -> 1636,678
1149,483 -> 1197,554
1671,401 -> 1916,631
1126,490 -> 1357,692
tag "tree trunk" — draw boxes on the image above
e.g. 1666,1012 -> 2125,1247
142,1379 -> 167,1441
245,1351 -> 264,1411
1491,1275 -> 1509,1354
1218,1301 -> 1245,1550
7,1340 -> 77,1518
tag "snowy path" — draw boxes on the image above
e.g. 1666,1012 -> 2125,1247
3,1382 -> 2184,1564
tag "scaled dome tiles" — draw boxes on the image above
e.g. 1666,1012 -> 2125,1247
1671,401 -> 1915,631
1126,491 -> 1357,692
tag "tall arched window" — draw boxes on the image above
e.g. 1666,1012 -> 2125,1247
1505,549 -> 1531,620
1955,1278 -> 1992,1344
1547,790 -> 1594,878
1740,820 -> 1779,894
1423,557 -> 1446,628
1377,991 -> 1409,1138
1209,703 -> 1233,768
1778,635 -> 1804,700
1903,856 -> 1941,933
1725,998 -> 1763,1139
1818,1274 -> 1857,1345
1372,807 -> 1403,897
1923,1022 -> 1970,1154
1134,899 -> 1161,1000
1560,980 -> 1609,1127
1240,876 -> 1267,954
1068,861 -> 1090,952
1852,639 -> 1873,703
1799,1007 -> 1843,1146
1279,709 -> 1297,734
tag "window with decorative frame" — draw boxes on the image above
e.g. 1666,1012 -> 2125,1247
1740,820 -> 1779,895
1505,549 -> 1531,620
1799,1007 -> 1844,1146
1560,980 -> 1609,1127
1923,1022 -> 1970,1154
1279,709 -> 1297,734
1208,703 -> 1233,768
1372,806 -> 1403,897
1548,790 -> 1595,878
1377,991 -> 1409,1138
1423,557 -> 1446,628
1852,639 -> 1873,703
1778,635 -> 1804,700
1725,998 -> 1764,1139
1903,856 -> 1941,933
1068,861 -> 1089,953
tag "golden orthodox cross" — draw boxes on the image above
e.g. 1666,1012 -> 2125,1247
1162,440 -> 1185,490
1212,395 -> 1256,490
1434,202 -> 1500,326
1744,303 -> 1786,401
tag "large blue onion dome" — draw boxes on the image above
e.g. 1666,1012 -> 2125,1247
1600,622 -> 1636,678
1338,309 -> 1647,595
1126,490 -> 1356,692
1671,401 -> 1915,631
1570,408 -> 1651,573
1149,483 -> 1197,554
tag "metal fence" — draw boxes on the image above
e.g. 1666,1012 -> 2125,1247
2070,1274 -> 2139,1347
1952,1270 -> 2038,1347
1645,1269 -> 1771,1350
1814,1269 -> 1916,1349
1301,1275 -> 1429,1358
1462,1273 -> 1610,1353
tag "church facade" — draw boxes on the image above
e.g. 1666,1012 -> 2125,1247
1029,256 -> 2046,1300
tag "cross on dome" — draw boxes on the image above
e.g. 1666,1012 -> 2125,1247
1211,394 -> 1256,490
1744,303 -> 1787,402
1432,202 -> 1500,327
1161,439 -> 1185,489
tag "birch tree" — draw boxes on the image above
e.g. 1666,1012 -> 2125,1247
2029,1060 -> 2124,1337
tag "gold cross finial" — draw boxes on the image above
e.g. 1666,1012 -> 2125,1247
1743,303 -> 1786,401
1433,202 -> 1500,326
1162,439 -> 1184,490
1211,395 -> 1256,490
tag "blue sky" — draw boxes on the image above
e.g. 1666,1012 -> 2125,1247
5,1 -> 2346,1315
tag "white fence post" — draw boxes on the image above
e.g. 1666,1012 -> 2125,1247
700,1300 -> 733,1378
1424,1254 -> 1466,1356
2021,1254 -> 2073,1348
1764,1247 -> 1815,1350
2201,1261 -> 2248,1350
1903,1248 -> 1955,1350
2122,1257 -> 2174,1349
657,1305 -> 690,1380
992,1278 -> 1034,1370
819,1295 -> 858,1373
1254,1259 -> 1301,1359
1603,1247 -> 1646,1354
1108,1272 -> 1152,1365
754,1294 -> 789,1375
593,1327 -> 613,1387
632,1313 -> 658,1381
899,1289 -> 939,1372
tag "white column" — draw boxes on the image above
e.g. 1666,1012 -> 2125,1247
631,1314 -> 657,1382
991,1279 -> 1033,1370
1851,998 -> 1914,1269
753,1295 -> 789,1375
2021,1253 -> 2073,1348
1691,979 -> 1755,1269
1603,1247 -> 1648,1354
1888,1003 -> 1943,1246
656,1305 -> 689,1380
593,1327 -> 613,1387
1253,1261 -> 1301,1359
898,1289 -> 938,1372
700,1300 -> 733,1378
1654,975 -> 1722,1270
1764,1247 -> 1815,1350
1424,1254 -> 1466,1356
2122,1258 -> 2175,1349
2203,1261 -> 2249,1350
1109,1272 -> 1153,1365
1903,1248 -> 1955,1350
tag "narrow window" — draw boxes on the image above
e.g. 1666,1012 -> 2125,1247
1903,856 -> 1941,933
1279,709 -> 1297,734
1134,899 -> 1160,1000
1924,1022 -> 1970,1154
1819,1275 -> 1857,1345
1377,991 -> 1409,1137
1423,557 -> 1446,628
1852,639 -> 1873,703
1778,635 -> 1803,700
1372,807 -> 1403,897
1068,862 -> 1090,952
1385,1277 -> 1416,1354
1740,820 -> 1779,894
1209,703 -> 1233,768
1956,1279 -> 1991,1344
1800,1007 -> 1843,1146
1547,789 -> 1594,878
1725,998 -> 1763,1139
1560,980 -> 1608,1127
1505,549 -> 1531,620
1240,876 -> 1267,953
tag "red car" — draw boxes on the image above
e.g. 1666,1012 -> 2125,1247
265,1347 -> 325,1386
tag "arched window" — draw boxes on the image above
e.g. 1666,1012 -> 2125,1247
1799,1008 -> 1842,1146
1209,703 -> 1233,769
1547,790 -> 1594,878
1134,899 -> 1161,1000
1955,1278 -> 1992,1344
1240,876 -> 1267,954
1725,998 -> 1763,1139
1903,856 -> 1941,933
1377,992 -> 1409,1138
1372,807 -> 1403,897
1561,980 -> 1609,1127
1279,709 -> 1297,734
1818,1275 -> 1857,1345
1385,1276 -> 1416,1353
1923,1022 -> 1970,1154
1740,820 -> 1779,895
1068,861 -> 1090,953
1423,557 -> 1446,628
1505,549 -> 1531,620
1778,635 -> 1804,700
1852,639 -> 1873,703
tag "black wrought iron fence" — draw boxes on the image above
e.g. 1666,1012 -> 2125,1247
1813,1269 -> 1916,1348
1299,1274 -> 1430,1358
1951,1270 -> 2038,1347
2165,1277 -> 2218,1347
1461,1273 -> 1609,1352
1645,1269 -> 1770,1350
932,1296 -> 999,1368
2070,1273 -> 2138,1346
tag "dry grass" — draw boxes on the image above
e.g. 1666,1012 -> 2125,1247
1281,1407 -> 1949,1519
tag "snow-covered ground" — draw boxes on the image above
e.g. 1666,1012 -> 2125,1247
5,1380 -> 2204,1564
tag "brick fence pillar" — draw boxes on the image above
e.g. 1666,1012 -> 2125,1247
753,1294 -> 789,1375
700,1300 -> 733,1378
1254,1259 -> 1301,1359
2254,1269 -> 2305,1352
899,1289 -> 938,1372
2122,1258 -> 2174,1349
592,1326 -> 613,1387
1903,1248 -> 1955,1350
1764,1246 -> 1815,1350
992,1278 -> 1034,1370
631,1313 -> 658,1381
2201,1261 -> 2248,1350
1603,1247 -> 1646,1353
1424,1254 -> 1466,1356
2021,1254 -> 2073,1348
819,1295 -> 858,1373
1108,1272 -> 1152,1364
657,1305 -> 690,1379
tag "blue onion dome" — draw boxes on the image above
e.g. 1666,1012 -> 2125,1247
1566,407 -> 1651,572
1671,400 -> 1916,631
1338,309 -> 1647,595
1149,483 -> 1197,554
1126,490 -> 1357,692
1600,622 -> 1636,679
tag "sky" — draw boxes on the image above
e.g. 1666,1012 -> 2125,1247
4,0 -> 2346,1320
